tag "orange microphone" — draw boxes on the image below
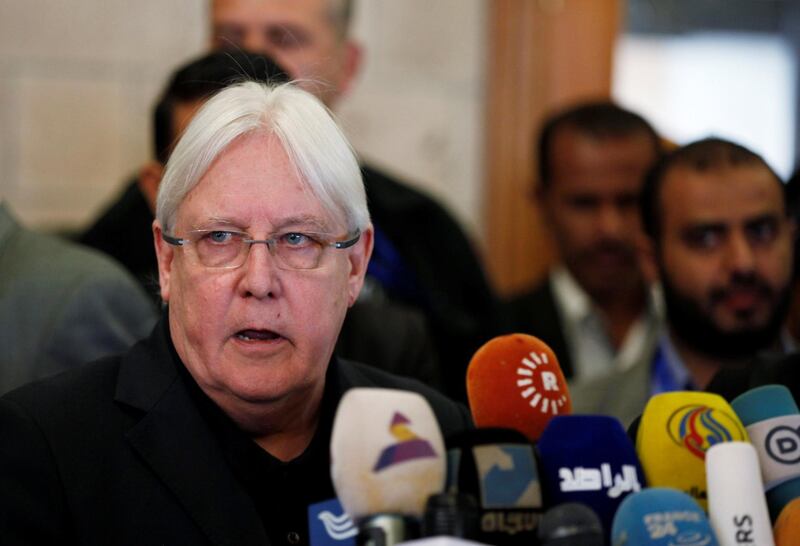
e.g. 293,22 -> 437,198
466,333 -> 572,442
774,497 -> 800,545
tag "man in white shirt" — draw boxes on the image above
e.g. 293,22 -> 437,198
505,102 -> 663,383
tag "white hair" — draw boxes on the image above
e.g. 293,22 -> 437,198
156,81 -> 369,234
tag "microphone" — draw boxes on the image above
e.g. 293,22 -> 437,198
537,502 -> 603,546
537,415 -> 644,537
774,497 -> 800,545
466,333 -> 571,442
636,391 -> 749,510
705,442 -> 775,546
730,384 -> 800,520
445,427 -> 541,546
331,388 -> 447,546
611,487 -> 719,545
422,491 -> 479,539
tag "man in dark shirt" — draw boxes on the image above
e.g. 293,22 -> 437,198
504,102 -> 663,383
0,81 -> 469,545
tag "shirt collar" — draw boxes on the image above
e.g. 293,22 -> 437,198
550,266 -> 594,323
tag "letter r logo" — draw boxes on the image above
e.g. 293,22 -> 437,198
541,371 -> 558,391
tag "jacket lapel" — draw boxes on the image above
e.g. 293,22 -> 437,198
116,318 -> 269,546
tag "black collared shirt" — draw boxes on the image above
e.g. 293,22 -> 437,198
179,359 -> 341,546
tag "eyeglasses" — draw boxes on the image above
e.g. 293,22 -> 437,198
162,228 -> 361,270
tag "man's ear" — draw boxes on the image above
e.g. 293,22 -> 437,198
137,161 -> 164,214
152,220 -> 174,303
346,223 -> 373,307
335,40 -> 363,100
637,232 -> 659,284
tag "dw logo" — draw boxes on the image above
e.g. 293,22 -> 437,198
765,425 -> 800,465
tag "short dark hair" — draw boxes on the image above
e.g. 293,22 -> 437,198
640,137 -> 785,242
537,101 -> 661,190
153,51 -> 288,164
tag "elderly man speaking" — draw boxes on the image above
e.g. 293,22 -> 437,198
0,82 -> 469,545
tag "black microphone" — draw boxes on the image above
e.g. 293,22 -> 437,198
422,491 -> 480,540
446,427 -> 542,546
538,502 -> 603,546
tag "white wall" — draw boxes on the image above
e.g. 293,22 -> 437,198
0,0 -> 487,241
613,32 -> 797,179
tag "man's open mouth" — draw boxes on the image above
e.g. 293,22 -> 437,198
235,329 -> 281,341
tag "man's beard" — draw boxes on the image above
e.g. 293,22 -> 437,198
660,270 -> 790,360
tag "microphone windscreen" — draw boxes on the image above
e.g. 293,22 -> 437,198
537,415 -> 644,536
731,384 -> 800,519
331,388 -> 446,520
537,502 -> 603,546
466,334 -> 571,442
611,488 -> 719,545
446,427 -> 541,546
705,442 -> 774,546
636,391 -> 748,510
774,497 -> 800,545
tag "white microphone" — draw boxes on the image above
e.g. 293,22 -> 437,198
331,388 -> 447,546
705,442 -> 774,546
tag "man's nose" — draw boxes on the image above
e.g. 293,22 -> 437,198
597,205 -> 626,237
725,231 -> 756,273
238,241 -> 280,299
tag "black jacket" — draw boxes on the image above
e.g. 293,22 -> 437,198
0,316 -> 471,546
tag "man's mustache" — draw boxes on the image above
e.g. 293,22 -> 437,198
709,274 -> 774,306
580,239 -> 637,262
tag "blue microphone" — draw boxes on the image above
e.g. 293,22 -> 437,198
537,415 -> 645,538
611,488 -> 719,545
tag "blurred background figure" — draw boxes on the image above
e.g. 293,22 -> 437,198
504,102 -> 663,384
0,200 -> 156,394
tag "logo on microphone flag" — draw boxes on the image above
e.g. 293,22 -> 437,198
373,412 -> 437,472
667,405 -> 747,460
473,444 -> 541,509
308,498 -> 357,546
516,350 -> 569,416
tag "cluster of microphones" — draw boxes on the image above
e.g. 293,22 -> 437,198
316,333 -> 800,546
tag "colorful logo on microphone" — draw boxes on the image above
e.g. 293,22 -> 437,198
373,412 -> 437,472
666,405 -> 746,460
515,350 -> 568,415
